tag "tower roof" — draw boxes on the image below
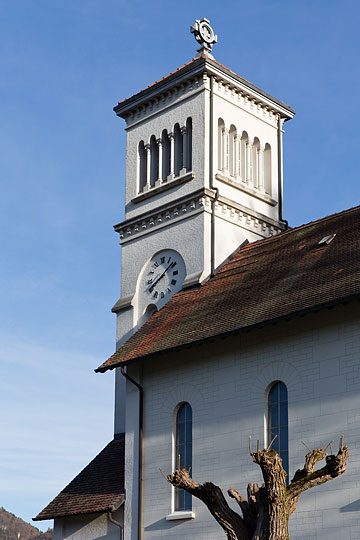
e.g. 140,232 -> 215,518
33,436 -> 125,521
114,56 -> 295,120
97,205 -> 360,372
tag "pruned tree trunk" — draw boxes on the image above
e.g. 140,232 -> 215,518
166,437 -> 348,540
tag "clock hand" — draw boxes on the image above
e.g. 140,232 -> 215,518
147,273 -> 162,293
148,262 -> 176,293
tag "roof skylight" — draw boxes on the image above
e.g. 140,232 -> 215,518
318,233 -> 336,246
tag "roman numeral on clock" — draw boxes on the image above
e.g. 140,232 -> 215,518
171,279 -> 177,286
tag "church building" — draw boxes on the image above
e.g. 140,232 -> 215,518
34,19 -> 360,540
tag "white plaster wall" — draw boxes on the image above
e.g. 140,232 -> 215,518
125,302 -> 360,540
124,365 -> 141,540
114,367 -> 126,435
54,508 -> 124,540
124,90 -> 207,220
213,213 -> 264,271
212,89 -> 280,222
115,211 -> 211,350
120,210 -> 207,298
213,178 -> 279,221
114,211 -> 211,433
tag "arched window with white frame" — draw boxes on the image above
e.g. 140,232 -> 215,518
241,131 -> 249,183
229,124 -> 237,178
185,117 -> 192,172
138,140 -> 146,192
264,143 -> 272,195
175,402 -> 192,511
161,129 -> 170,182
217,118 -> 225,172
252,137 -> 260,189
268,381 -> 288,480
174,123 -> 183,177
150,135 -> 158,188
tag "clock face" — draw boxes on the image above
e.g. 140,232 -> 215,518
142,250 -> 186,306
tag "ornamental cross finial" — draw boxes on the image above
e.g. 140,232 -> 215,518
190,18 -> 217,59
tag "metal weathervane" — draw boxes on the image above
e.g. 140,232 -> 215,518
191,18 -> 217,59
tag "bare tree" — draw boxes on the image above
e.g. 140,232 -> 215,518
166,437 -> 348,540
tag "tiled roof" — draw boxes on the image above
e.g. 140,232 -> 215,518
33,436 -> 125,521
114,56 -> 294,115
97,205 -> 360,373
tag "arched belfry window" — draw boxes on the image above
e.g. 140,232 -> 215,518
252,137 -> 260,189
138,141 -> 146,192
150,135 -> 158,187
217,118 -> 225,172
268,381 -> 288,479
175,402 -> 192,511
264,143 -> 271,195
241,131 -> 249,183
229,124 -> 237,178
185,117 -> 192,172
161,129 -> 170,182
174,123 -> 183,177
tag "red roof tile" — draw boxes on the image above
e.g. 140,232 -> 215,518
97,205 -> 360,372
34,437 -> 125,521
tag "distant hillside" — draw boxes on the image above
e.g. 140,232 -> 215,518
27,532 -> 52,540
0,508 -> 52,540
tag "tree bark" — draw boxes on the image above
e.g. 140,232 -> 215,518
166,438 -> 348,540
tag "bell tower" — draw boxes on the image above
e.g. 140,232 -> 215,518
112,18 -> 295,353
111,22 -> 295,540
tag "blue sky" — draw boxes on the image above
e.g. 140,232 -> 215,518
1,0 -> 359,531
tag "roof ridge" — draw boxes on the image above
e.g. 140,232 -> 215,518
226,203 -> 360,259
285,203 -> 360,234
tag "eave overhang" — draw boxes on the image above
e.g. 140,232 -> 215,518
96,294 -> 360,373
113,56 -> 295,121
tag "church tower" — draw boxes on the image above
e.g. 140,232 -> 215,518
112,19 -> 294,433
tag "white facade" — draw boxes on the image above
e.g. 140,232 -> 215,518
39,29 -> 360,540
126,302 -> 360,540
53,508 -> 124,540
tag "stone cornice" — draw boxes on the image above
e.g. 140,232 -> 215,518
114,188 -> 283,245
116,189 -> 208,245
205,58 -> 294,120
213,194 -> 284,237
114,188 -> 207,232
114,57 -> 294,128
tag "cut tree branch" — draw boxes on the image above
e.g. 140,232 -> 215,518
287,440 -> 349,514
165,437 -> 349,540
167,468 -> 249,540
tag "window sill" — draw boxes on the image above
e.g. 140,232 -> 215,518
215,172 -> 277,206
132,171 -> 195,203
165,511 -> 195,521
